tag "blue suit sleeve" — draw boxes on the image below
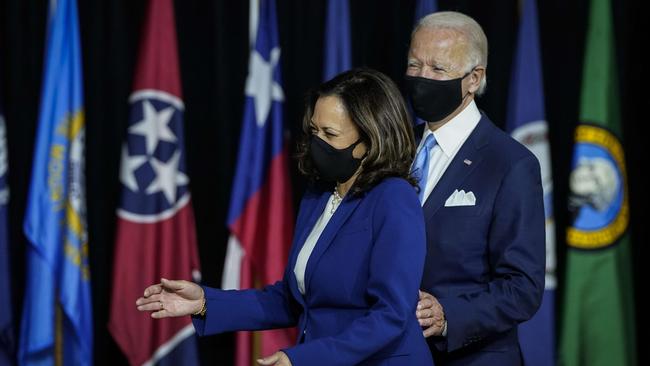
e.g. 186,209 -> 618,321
192,276 -> 299,336
191,193 -> 318,336
436,154 -> 546,352
283,182 -> 426,366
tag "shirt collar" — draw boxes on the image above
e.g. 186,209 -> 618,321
421,100 -> 481,157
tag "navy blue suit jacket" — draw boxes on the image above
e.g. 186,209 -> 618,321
417,114 -> 545,366
192,178 -> 433,365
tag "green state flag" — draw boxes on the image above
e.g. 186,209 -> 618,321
559,0 -> 636,364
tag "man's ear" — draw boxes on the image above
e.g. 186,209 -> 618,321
467,66 -> 485,94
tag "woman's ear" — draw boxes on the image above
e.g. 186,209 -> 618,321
353,141 -> 368,160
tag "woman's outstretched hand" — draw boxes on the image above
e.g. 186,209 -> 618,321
136,278 -> 204,319
257,351 -> 292,366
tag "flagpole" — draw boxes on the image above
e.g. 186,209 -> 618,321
55,305 -> 62,366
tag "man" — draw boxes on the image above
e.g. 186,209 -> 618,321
405,11 -> 545,365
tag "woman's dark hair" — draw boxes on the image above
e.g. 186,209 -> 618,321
296,68 -> 418,196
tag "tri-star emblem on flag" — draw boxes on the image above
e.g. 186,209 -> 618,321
119,91 -> 190,218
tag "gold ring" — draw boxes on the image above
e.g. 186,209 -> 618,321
160,301 -> 164,310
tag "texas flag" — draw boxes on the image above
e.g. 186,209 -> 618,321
220,0 -> 295,364
108,1 -> 201,365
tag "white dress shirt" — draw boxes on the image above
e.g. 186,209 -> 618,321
415,100 -> 481,205
414,101 -> 480,337
293,193 -> 339,295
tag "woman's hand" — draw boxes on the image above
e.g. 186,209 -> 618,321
136,278 -> 204,319
257,351 -> 292,366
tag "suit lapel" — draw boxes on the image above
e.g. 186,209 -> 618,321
422,115 -> 492,221
304,194 -> 362,295
290,192 -> 330,266
287,191 -> 330,304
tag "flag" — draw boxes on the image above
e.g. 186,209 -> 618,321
506,1 -> 555,365
323,0 -> 351,81
414,0 -> 437,22
107,1 -> 201,365
0,82 -> 14,366
412,0 -> 437,126
220,0 -> 295,364
559,0 -> 636,364
19,0 -> 92,364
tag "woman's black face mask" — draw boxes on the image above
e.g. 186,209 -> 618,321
310,135 -> 363,183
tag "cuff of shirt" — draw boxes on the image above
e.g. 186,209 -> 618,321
441,320 -> 448,337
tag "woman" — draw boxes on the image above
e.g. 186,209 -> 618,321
136,68 -> 433,366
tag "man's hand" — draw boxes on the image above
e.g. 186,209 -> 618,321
416,290 -> 446,338
257,351 -> 292,366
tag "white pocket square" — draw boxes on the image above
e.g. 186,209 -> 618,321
444,189 -> 476,207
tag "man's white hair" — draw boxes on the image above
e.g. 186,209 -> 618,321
414,11 -> 488,95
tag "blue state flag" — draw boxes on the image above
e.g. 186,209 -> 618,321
412,0 -> 437,125
1,83 -> 15,366
323,0 -> 351,80
506,0 -> 555,365
19,0 -> 93,365
414,0 -> 437,22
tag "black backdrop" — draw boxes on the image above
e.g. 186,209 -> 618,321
1,0 -> 645,365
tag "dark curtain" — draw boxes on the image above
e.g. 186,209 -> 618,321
0,0 -> 644,365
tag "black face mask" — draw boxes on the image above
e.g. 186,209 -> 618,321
405,71 -> 472,123
310,135 -> 363,183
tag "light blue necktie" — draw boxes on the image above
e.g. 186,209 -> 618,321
411,133 -> 437,203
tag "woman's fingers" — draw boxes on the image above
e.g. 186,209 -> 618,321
164,278 -> 204,300
161,278 -> 185,291
143,279 -> 185,299
136,293 -> 161,306
143,283 -> 162,297
135,295 -> 164,311
137,279 -> 203,318
151,309 -> 171,319
136,299 -> 165,312
136,293 -> 166,313
257,352 -> 291,366
257,353 -> 280,365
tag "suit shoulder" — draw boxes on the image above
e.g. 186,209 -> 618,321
370,177 -> 419,199
365,178 -> 424,230
483,120 -> 540,169
364,178 -> 421,220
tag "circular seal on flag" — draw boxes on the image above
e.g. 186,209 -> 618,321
567,124 -> 628,250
